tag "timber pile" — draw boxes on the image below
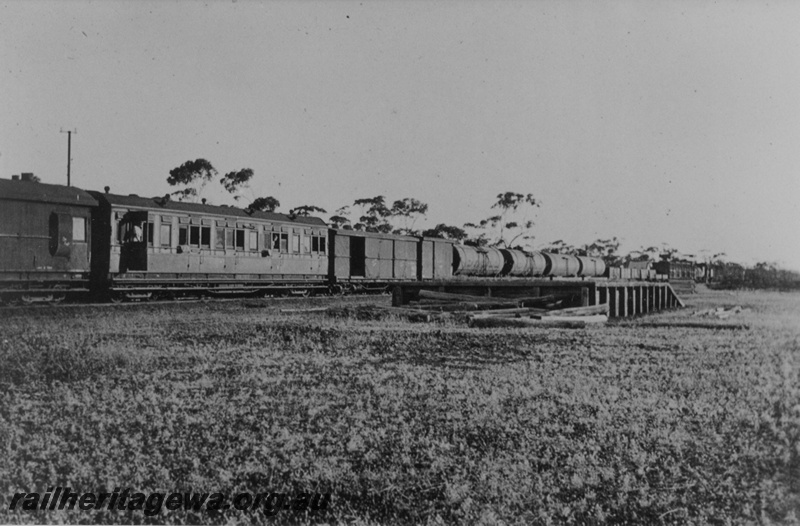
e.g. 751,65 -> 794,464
692,305 -> 748,319
280,304 -> 439,322
401,290 -> 609,328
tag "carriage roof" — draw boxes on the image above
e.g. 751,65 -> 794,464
91,192 -> 327,226
0,178 -> 98,207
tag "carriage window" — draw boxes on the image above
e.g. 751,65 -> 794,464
189,225 -> 200,246
179,226 -> 188,245
201,226 -> 211,248
72,217 -> 86,242
292,234 -> 300,253
235,229 -> 245,250
302,235 -> 311,254
224,229 -> 234,248
215,227 -> 225,249
161,224 -> 172,247
249,231 -> 258,251
272,232 -> 289,253
311,235 -> 326,254
147,222 -> 154,247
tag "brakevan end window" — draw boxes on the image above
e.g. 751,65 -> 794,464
50,213 -> 74,257
72,216 -> 86,242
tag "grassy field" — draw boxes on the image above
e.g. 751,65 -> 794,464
1,289 -> 798,524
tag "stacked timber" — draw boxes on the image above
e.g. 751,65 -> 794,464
401,290 -> 609,328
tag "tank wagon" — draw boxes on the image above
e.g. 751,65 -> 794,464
453,245 -> 605,278
0,175 -> 658,304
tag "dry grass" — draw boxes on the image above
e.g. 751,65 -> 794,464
0,290 -> 798,524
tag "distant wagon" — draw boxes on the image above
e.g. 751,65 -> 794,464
653,259 -> 695,280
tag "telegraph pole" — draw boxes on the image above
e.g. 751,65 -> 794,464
60,128 -> 76,186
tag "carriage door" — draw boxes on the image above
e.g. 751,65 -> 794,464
118,211 -> 149,272
349,236 -> 365,277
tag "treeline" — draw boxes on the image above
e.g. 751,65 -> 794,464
163,159 -> 547,250
713,262 -> 800,291
163,159 -> 799,286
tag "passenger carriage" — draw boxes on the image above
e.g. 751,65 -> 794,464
88,191 -> 329,300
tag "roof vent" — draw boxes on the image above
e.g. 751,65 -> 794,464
104,186 -> 110,194
11,175 -> 19,181
21,173 -> 34,182
129,194 -> 139,197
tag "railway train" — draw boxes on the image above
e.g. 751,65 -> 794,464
1,174 -> 615,303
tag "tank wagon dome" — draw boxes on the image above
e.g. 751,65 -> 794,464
88,192 -> 326,226
0,178 -> 98,207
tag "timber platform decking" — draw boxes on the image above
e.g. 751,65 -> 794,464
392,278 -> 684,318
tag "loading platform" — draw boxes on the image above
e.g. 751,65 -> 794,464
392,278 -> 684,318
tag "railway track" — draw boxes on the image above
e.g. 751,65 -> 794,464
0,292 -> 390,310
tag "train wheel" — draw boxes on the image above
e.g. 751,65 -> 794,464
20,295 -> 36,305
160,291 -> 176,301
48,295 -> 66,306
109,292 -> 125,304
48,285 -> 67,305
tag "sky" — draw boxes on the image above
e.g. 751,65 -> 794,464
2,0 -> 799,269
